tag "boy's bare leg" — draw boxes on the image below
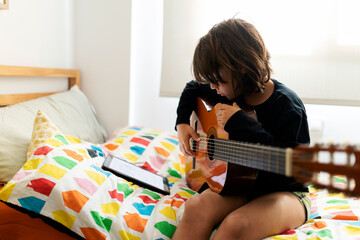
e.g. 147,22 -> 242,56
213,192 -> 305,240
172,189 -> 248,240
173,190 -> 305,240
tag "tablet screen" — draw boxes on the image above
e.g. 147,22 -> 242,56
108,156 -> 166,190
102,155 -> 170,194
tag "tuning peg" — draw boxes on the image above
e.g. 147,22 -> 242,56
329,142 -> 341,150
353,144 -> 360,153
313,143 -> 321,148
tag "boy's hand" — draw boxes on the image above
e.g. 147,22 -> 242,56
216,102 -> 241,128
176,123 -> 200,157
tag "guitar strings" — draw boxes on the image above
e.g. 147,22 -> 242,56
193,147 -> 287,174
195,139 -> 286,158
195,137 -> 286,153
192,149 -> 287,174
191,137 -> 287,174
194,137 -> 286,154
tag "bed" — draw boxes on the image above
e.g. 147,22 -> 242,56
0,65 -> 359,240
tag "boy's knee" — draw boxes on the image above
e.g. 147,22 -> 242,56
219,213 -> 250,237
183,193 -> 216,219
184,194 -> 204,213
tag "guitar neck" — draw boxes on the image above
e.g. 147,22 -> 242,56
200,137 -> 292,176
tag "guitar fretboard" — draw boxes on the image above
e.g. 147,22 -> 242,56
198,138 -> 289,175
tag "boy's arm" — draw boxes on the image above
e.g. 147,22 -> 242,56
175,80 -> 228,128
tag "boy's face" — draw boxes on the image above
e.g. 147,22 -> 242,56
210,69 -> 236,100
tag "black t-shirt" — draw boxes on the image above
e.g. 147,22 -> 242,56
176,79 -> 310,196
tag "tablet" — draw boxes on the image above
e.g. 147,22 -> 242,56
102,155 -> 170,195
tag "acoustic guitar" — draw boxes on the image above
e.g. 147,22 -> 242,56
185,97 -> 360,196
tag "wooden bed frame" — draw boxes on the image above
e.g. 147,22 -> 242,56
0,65 -> 80,106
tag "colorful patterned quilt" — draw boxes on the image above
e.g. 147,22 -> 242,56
0,111 -> 359,239
264,185 -> 360,240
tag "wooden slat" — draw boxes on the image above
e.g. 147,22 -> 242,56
0,92 -> 58,106
0,65 -> 80,105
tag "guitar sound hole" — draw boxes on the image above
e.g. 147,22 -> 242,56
207,135 -> 215,160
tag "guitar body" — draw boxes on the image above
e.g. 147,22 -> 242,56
186,98 -> 258,194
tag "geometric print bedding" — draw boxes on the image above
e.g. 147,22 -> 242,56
264,185 -> 360,240
1,110 -> 360,239
0,111 -> 196,239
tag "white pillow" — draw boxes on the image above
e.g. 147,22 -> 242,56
0,86 -> 107,183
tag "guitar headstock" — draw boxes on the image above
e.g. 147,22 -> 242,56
291,143 -> 360,196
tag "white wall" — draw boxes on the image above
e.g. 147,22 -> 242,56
0,1 -> 71,69
306,104 -> 360,144
74,0 -> 131,136
0,0 -> 131,137
129,0 -> 178,134
0,1 -> 73,95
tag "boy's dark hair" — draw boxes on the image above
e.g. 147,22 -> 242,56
192,18 -> 272,96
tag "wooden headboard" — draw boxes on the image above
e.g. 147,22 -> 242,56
0,65 -> 80,106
